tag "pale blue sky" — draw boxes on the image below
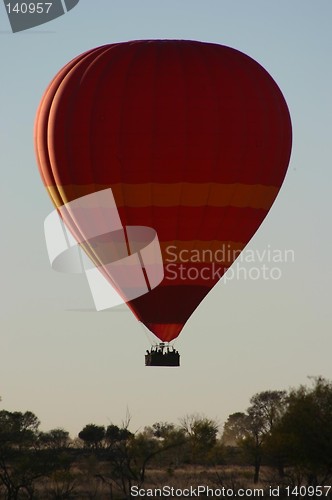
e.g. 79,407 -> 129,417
0,1 -> 331,436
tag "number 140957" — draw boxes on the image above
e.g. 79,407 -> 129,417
5,3 -> 53,14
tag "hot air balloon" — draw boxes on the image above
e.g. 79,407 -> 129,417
35,40 -> 292,366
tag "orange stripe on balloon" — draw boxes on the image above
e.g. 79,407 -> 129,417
46,183 -> 279,211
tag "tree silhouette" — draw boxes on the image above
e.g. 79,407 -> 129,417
270,377 -> 332,486
180,413 -> 219,464
78,424 -> 106,449
0,410 -> 59,499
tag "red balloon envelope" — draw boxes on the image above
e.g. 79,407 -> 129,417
35,40 -> 292,343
